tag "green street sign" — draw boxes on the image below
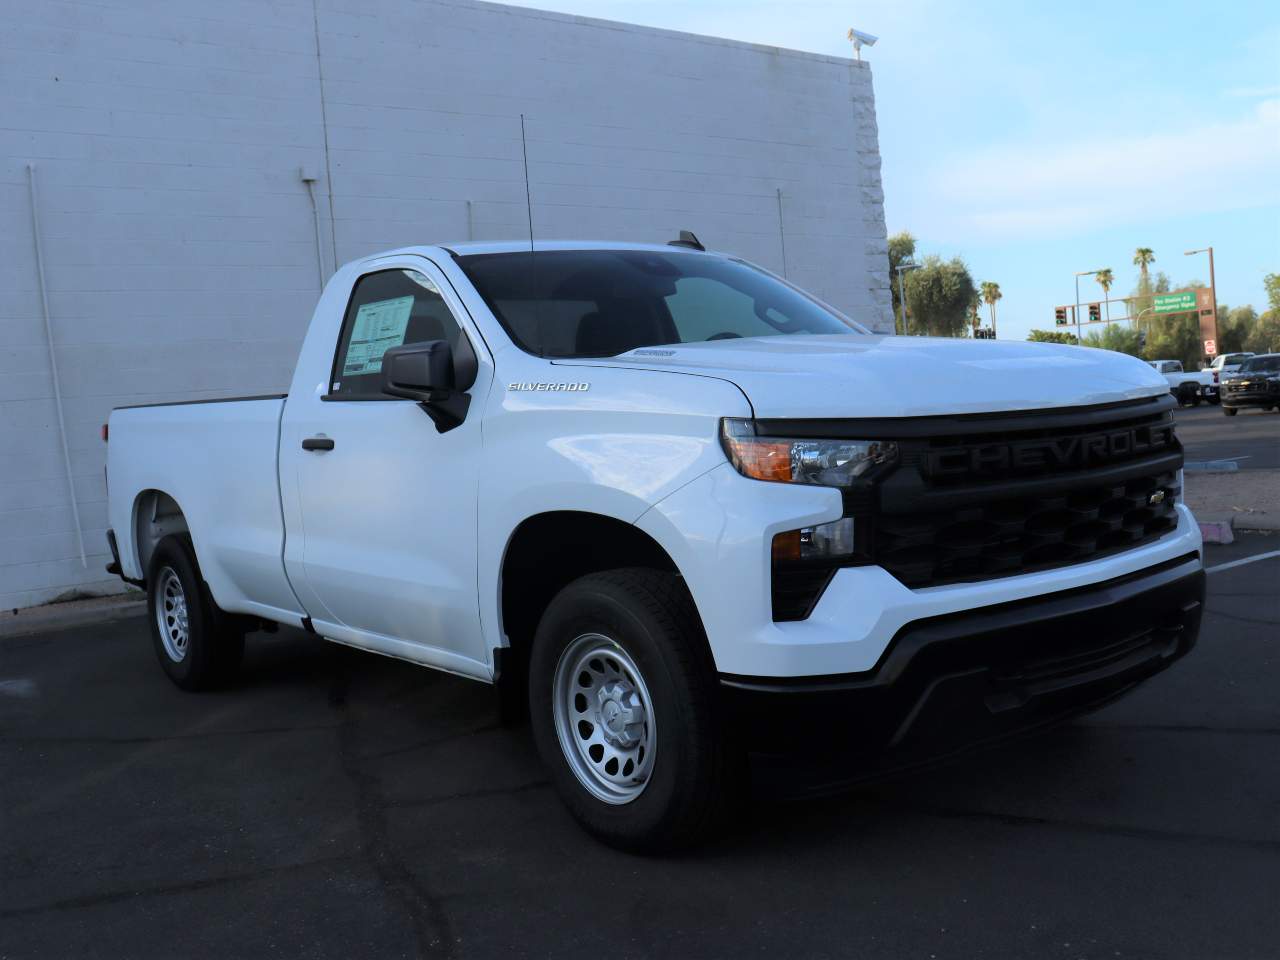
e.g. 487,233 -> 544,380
1153,291 -> 1197,314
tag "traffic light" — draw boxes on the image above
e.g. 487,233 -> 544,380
1089,302 -> 1101,322
1055,306 -> 1068,326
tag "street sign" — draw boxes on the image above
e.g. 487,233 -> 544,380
1204,339 -> 1216,356
1152,291 -> 1198,314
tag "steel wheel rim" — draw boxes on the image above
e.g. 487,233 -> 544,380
552,633 -> 656,805
155,567 -> 190,662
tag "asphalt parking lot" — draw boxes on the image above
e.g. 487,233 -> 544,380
3,536 -> 1278,959
1174,403 -> 1279,469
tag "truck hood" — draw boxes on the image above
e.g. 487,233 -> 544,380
581,335 -> 1169,419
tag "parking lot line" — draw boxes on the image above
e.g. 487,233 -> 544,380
1205,550 -> 1280,575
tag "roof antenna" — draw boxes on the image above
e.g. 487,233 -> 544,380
519,114 -> 534,253
668,230 -> 705,251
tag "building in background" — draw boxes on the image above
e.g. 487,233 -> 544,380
2,0 -> 889,609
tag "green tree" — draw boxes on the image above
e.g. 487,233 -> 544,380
1217,305 -> 1255,354
887,231 -> 917,333
1094,268 -> 1114,321
1245,311 -> 1280,354
903,255 -> 978,337
1081,324 -> 1143,357
1133,247 -> 1155,278
980,281 -> 1002,335
1028,329 -> 1078,345
1264,272 -> 1280,314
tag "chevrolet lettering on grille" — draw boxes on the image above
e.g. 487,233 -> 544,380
926,423 -> 1176,478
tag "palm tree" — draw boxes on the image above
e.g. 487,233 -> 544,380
1095,268 -> 1114,322
980,281 -> 1002,337
1133,248 -> 1156,327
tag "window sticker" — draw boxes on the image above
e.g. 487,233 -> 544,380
342,295 -> 414,376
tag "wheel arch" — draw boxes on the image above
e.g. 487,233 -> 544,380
497,510 -> 709,682
131,489 -> 191,581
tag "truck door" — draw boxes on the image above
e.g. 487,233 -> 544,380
279,256 -> 492,677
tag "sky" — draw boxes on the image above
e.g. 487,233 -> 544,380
501,0 -> 1280,339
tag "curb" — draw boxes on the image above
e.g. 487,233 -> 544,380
1198,516 -> 1235,545
1185,460 -> 1240,473
1235,515 -> 1280,533
0,595 -> 146,639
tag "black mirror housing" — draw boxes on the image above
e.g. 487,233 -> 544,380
381,340 -> 454,402
380,339 -> 474,433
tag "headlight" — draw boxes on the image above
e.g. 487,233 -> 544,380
720,418 -> 898,487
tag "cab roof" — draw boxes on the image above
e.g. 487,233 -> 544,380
356,239 -> 721,264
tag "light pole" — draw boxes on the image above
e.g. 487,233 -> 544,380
1074,269 -> 1102,342
1185,247 -> 1217,356
896,261 -> 921,335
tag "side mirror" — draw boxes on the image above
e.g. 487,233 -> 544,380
382,340 -> 454,402
380,337 -> 477,432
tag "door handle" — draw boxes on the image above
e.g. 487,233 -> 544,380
302,436 -> 335,451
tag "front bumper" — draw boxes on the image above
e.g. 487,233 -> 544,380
721,552 -> 1203,774
1222,385 -> 1280,408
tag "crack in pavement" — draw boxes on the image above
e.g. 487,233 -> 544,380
329,662 -> 458,959
0,854 -> 356,919
0,723 -> 340,746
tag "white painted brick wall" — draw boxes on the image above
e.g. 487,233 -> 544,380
0,0 -> 889,609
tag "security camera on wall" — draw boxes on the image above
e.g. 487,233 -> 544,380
846,28 -> 878,59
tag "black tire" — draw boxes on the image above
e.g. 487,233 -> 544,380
1176,384 -> 1198,407
147,534 -> 244,690
1223,406 -> 1238,416
528,568 -> 734,852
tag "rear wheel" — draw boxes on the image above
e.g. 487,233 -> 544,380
528,568 -> 734,851
1223,406 -> 1238,417
147,534 -> 244,690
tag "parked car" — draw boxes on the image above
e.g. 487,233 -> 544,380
1148,359 -> 1217,405
1220,353 -> 1280,415
104,239 -> 1205,850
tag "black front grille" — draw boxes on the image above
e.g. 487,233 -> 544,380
867,398 -> 1183,589
875,471 -> 1179,588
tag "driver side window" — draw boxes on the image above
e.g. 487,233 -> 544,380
664,277 -> 780,342
330,269 -> 463,398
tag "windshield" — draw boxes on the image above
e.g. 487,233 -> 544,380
455,249 -> 866,358
1240,356 -> 1280,373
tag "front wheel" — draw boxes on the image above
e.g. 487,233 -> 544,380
1223,406 -> 1238,416
528,568 -> 734,851
147,534 -> 244,690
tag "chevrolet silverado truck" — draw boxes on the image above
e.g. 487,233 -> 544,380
1220,353 -> 1280,415
1148,359 -> 1217,405
105,239 -> 1205,850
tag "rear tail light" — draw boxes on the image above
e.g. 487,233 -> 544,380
101,423 -> 109,442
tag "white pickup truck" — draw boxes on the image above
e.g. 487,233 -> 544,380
1148,359 -> 1218,405
106,239 -> 1205,850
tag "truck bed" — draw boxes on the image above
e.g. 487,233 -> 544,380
107,395 -> 303,623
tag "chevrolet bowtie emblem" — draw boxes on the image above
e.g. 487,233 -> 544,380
1148,489 -> 1166,506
